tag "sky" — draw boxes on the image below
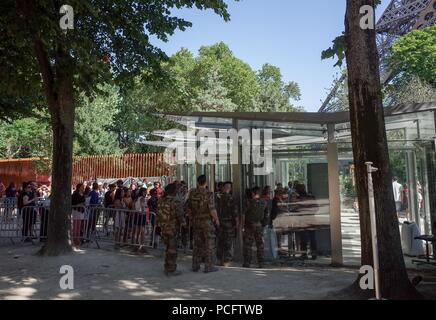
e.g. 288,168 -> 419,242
152,0 -> 391,112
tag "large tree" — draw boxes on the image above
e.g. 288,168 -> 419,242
195,42 -> 259,111
113,43 -> 303,152
255,63 -> 301,111
0,115 -> 51,159
344,0 -> 420,299
0,86 -> 124,160
0,0 -> 234,256
191,64 -> 237,111
387,25 -> 436,85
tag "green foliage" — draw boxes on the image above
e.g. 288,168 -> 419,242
0,85 -> 125,158
114,43 -> 303,152
340,171 -> 356,198
0,0 -> 235,128
191,65 -> 237,111
388,25 -> 436,85
193,42 -> 259,111
0,113 -> 51,159
389,150 -> 407,184
0,0 -> 236,157
288,161 -> 307,183
321,1 -> 381,68
74,84 -> 124,156
255,63 -> 301,111
321,34 -> 346,67
0,97 -> 39,122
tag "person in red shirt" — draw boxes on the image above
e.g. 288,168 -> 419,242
152,181 -> 163,199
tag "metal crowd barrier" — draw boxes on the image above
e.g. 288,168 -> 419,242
0,198 -> 21,243
80,205 -> 157,250
0,199 -> 48,244
0,201 -> 193,252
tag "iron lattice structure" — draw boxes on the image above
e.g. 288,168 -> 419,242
319,0 -> 436,113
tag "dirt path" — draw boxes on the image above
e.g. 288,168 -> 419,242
0,244 -> 360,300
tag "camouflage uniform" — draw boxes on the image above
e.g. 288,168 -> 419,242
157,195 -> 185,273
176,192 -> 190,251
216,192 -> 238,264
243,199 -> 268,267
187,188 -> 216,272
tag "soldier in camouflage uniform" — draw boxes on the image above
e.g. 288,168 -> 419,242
187,175 -> 220,273
242,186 -> 269,268
157,183 -> 186,276
175,181 -> 190,252
216,181 -> 239,266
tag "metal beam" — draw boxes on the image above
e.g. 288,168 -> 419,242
231,119 -> 244,262
327,124 -> 343,266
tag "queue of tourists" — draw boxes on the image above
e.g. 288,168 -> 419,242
0,176 -> 311,277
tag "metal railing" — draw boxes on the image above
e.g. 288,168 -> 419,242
0,201 -> 193,252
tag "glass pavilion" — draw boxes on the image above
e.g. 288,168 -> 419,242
146,102 -> 436,265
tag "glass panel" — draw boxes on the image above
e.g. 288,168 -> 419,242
337,142 -> 360,265
270,152 -> 331,262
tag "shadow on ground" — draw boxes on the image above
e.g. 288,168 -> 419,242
0,243 -> 434,300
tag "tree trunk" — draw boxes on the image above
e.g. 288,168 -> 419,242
38,68 -> 75,256
18,0 -> 74,256
34,46 -> 74,256
343,0 -> 421,299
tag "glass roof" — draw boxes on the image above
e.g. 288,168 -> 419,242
143,104 -> 436,151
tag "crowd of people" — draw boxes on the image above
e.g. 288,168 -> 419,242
69,179 -> 164,249
392,176 -> 425,221
0,181 -> 51,242
0,176 -> 315,276
0,181 -> 50,200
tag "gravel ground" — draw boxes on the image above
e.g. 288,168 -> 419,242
0,244 -> 360,300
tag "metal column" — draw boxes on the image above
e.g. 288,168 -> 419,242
231,119 -> 243,262
406,151 -> 419,227
327,124 -> 343,266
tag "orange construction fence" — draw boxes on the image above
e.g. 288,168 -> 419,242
0,153 -> 170,187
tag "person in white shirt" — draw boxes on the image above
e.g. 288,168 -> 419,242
417,181 -> 424,218
132,188 -> 149,251
392,177 -> 403,216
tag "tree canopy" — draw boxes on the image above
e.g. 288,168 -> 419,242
111,42 -> 302,152
388,25 -> 436,85
0,0 -> 238,255
74,85 -> 123,156
0,39 -> 304,157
